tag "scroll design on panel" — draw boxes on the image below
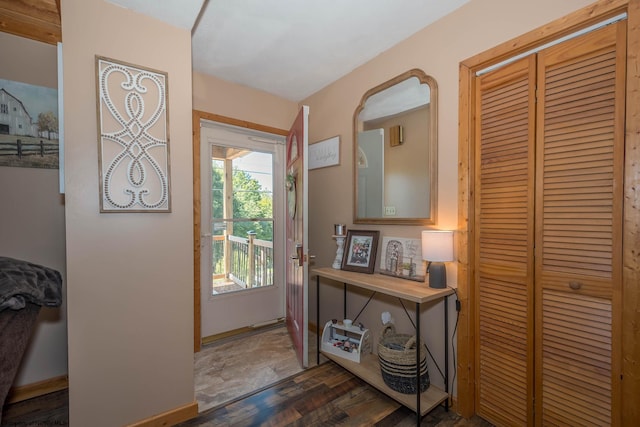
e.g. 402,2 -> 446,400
96,56 -> 171,212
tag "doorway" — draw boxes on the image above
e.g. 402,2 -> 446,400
199,121 -> 286,339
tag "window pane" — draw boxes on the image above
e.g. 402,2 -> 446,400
209,149 -> 274,295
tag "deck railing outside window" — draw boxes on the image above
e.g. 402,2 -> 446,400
211,233 -> 273,291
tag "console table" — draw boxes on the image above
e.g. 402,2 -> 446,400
313,267 -> 454,425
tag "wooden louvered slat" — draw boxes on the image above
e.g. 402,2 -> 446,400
539,291 -> 613,426
544,334 -> 611,362
475,56 -> 535,426
544,55 -> 616,91
544,149 -> 613,165
544,177 -> 613,189
480,302 -> 528,324
545,50 -> 616,75
544,128 -> 612,145
481,79 -> 529,104
480,378 -> 527,408
543,372 -> 611,412
535,21 -> 624,426
480,341 -> 527,366
481,338 -> 528,364
544,97 -> 614,119
545,364 -> 611,390
545,85 -> 615,110
481,145 -> 529,160
482,123 -> 529,137
479,354 -> 528,422
482,100 -> 529,120
543,131 -> 614,147
546,83 -> 614,107
481,165 -> 528,179
544,127 -> 613,145
545,112 -> 615,133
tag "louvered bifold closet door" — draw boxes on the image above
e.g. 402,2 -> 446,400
535,21 -> 625,426
474,56 -> 536,427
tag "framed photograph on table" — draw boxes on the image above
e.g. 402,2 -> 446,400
341,230 -> 379,274
378,236 -> 425,282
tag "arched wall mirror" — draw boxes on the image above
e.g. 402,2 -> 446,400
353,69 -> 438,225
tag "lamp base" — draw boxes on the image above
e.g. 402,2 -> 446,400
428,262 -> 447,288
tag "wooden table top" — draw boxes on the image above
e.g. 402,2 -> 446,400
312,267 -> 454,304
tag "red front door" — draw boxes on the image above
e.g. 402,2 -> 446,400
285,106 -> 309,367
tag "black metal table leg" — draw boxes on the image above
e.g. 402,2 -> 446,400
445,295 -> 449,411
316,275 -> 320,366
343,283 -> 347,319
416,302 -> 421,426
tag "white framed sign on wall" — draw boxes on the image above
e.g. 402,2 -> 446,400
309,135 -> 340,170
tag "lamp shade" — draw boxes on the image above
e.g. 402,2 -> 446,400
421,230 -> 454,262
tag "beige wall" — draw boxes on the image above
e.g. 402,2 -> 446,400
61,0 -> 194,425
193,71 -> 298,130
0,32 -> 67,386
303,0 -> 593,393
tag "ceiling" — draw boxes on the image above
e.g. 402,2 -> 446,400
0,0 -> 470,102
0,0 -> 62,45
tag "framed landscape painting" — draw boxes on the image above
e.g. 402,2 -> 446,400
0,78 -> 59,169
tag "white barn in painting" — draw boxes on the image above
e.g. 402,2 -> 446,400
0,88 -> 38,137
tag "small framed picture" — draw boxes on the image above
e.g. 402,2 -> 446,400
341,230 -> 380,274
378,236 -> 425,282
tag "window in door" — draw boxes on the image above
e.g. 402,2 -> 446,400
209,147 -> 274,295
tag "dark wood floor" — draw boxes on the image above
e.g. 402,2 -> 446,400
1,362 -> 492,427
178,361 -> 492,427
1,387 -> 68,427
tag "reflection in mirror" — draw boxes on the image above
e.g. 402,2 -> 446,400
354,69 -> 437,225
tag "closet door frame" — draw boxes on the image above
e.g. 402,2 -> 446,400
457,0 -> 640,421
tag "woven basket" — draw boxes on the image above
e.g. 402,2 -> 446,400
377,324 -> 430,394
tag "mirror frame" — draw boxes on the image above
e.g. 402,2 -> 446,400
353,69 -> 438,225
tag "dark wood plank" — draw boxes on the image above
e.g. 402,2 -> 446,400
0,0 -> 61,44
2,361 -> 491,426
1,388 -> 68,426
179,361 -> 492,426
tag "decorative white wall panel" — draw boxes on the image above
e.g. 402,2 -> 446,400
96,56 -> 170,212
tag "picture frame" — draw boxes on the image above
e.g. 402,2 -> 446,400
308,135 -> 340,170
95,56 -> 171,213
378,236 -> 425,282
0,78 -> 59,170
341,230 -> 380,274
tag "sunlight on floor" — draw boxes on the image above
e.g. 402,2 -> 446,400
194,325 -> 317,412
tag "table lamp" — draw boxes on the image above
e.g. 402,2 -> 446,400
422,230 -> 453,288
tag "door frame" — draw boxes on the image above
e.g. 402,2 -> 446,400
192,110 -> 289,352
456,0 -> 640,420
